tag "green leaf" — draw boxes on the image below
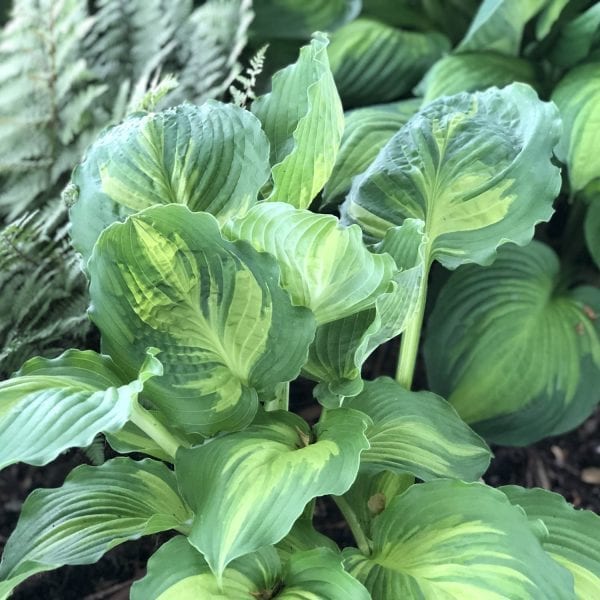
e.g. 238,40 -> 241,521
535,0 -> 570,40
69,101 -> 270,262
322,99 -> 421,208
88,205 -> 316,436
552,63 -> 600,192
502,486 -> 600,599
549,3 -> 600,67
0,458 -> 191,598
252,34 -> 344,209
223,202 -> 396,325
342,83 -> 561,269
251,0 -> 360,39
416,52 -> 538,103
0,349 -> 160,469
175,408 -> 369,577
345,378 -> 491,481
343,480 -> 574,599
457,0 -> 547,55
585,200 -> 600,269
304,219 -> 426,405
327,18 -> 449,108
424,241 -> 600,445
275,517 -> 339,563
131,537 -> 280,600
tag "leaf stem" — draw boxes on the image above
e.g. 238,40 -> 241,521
333,495 -> 371,556
395,264 -> 430,389
130,401 -> 185,460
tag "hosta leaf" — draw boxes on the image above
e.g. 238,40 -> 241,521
552,63 -> 600,192
69,101 -> 270,262
175,408 -> 369,577
457,0 -> 547,55
131,537 -> 280,600
304,219 -> 426,405
327,18 -> 449,108
535,0 -> 570,40
416,52 -> 537,103
322,99 -> 420,208
343,480 -> 574,599
0,349 -> 160,469
549,3 -> 600,67
342,83 -> 561,269
88,205 -> 315,436
345,378 -> 491,481
251,0 -> 360,39
275,517 -> 339,563
252,34 -> 344,209
424,241 -> 600,445
585,200 -> 600,269
0,459 -> 191,598
223,202 -> 396,325
502,486 -> 600,599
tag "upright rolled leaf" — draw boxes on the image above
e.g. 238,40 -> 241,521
69,101 -> 270,261
549,3 -> 600,67
176,408 -> 369,577
553,63 -> 600,192
252,34 -> 344,209
586,200 -> 600,269
251,0 -> 360,39
327,19 -> 449,107
322,100 -> 420,208
343,83 -> 561,269
88,205 -> 316,436
457,0 -> 547,55
502,486 -> 600,599
424,241 -> 600,445
344,378 -> 491,481
0,349 -> 160,469
343,480 -> 574,599
416,52 -> 537,103
0,459 -> 192,598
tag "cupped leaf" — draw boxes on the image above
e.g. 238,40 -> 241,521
424,241 -> 600,445
131,537 -> 280,600
322,99 -> 420,208
457,0 -> 547,55
88,205 -> 316,436
552,63 -> 600,192
68,101 -> 270,262
344,377 -> 491,481
252,34 -> 344,209
342,83 -> 561,269
0,349 -> 160,469
223,202 -> 396,325
502,486 -> 600,599
327,18 -> 449,108
0,458 -> 191,598
251,0 -> 360,39
585,200 -> 600,269
275,517 -> 339,563
549,3 -> 600,67
343,480 -> 574,599
175,408 -> 370,577
416,52 -> 538,103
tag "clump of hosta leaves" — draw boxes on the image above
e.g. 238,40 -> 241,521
2,19 -> 600,600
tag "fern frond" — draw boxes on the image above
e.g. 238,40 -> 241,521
229,43 -> 268,108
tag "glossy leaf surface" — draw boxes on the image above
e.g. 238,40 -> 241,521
89,205 -> 315,436
425,242 -> 600,445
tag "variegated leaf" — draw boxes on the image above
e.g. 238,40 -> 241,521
345,377 -> 491,481
252,34 -> 344,209
342,83 -> 561,269
68,101 -> 270,261
175,408 -> 369,577
0,459 -> 191,599
88,205 -> 316,436
0,349 -> 160,469
424,241 -> 600,445
343,480 -> 574,599
502,486 -> 600,599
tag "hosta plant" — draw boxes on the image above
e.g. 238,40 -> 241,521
2,33 -> 600,599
